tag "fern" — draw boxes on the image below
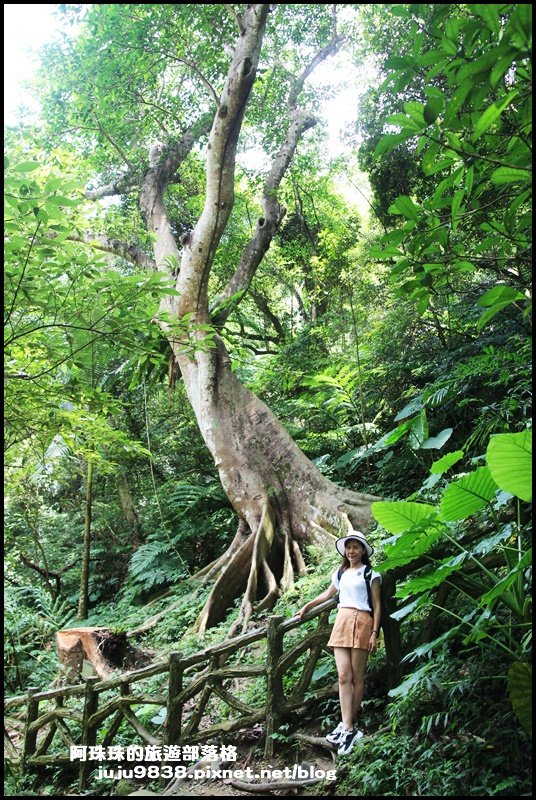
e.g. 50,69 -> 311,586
5,585 -> 76,635
4,585 -> 78,692
165,480 -> 229,517
126,539 -> 188,595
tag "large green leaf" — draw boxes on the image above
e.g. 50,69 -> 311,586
431,450 -> 464,474
491,166 -> 531,184
469,4 -> 501,36
508,662 -> 532,738
440,467 -> 498,521
477,285 -> 526,307
421,428 -> 453,450
394,395 -> 423,421
423,96 -> 444,125
408,410 -> 429,449
372,501 -> 437,533
380,525 -> 445,572
479,548 -> 532,608
472,92 -> 519,142
396,553 -> 466,597
388,195 -> 422,221
486,430 -> 532,501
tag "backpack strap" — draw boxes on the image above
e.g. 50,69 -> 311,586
364,565 -> 374,618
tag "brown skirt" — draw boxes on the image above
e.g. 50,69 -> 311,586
327,608 -> 373,649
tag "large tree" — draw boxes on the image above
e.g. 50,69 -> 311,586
38,4 -> 377,634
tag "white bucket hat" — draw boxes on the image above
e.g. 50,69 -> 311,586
335,531 -> 373,558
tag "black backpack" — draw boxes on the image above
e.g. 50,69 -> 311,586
337,565 -> 374,618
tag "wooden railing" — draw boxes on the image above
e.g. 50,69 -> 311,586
4,601 -> 338,790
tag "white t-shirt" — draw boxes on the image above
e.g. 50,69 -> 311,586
331,566 -> 382,611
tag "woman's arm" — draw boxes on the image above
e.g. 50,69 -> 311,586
368,578 -> 382,653
297,583 -> 337,619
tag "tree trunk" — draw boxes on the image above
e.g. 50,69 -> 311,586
136,4 -> 374,634
175,335 -> 378,634
78,460 -> 93,620
118,472 -> 143,546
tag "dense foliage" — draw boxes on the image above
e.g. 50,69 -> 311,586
4,3 -> 531,796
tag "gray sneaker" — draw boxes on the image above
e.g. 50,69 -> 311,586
325,722 -> 345,744
337,726 -> 364,756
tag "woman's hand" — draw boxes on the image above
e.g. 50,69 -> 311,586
368,630 -> 378,653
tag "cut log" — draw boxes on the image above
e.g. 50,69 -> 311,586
56,627 -> 145,681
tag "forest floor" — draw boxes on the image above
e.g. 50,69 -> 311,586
124,724 -> 339,797
4,720 -> 342,797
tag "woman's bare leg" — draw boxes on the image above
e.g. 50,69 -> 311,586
334,647 -> 354,729
350,647 -> 369,720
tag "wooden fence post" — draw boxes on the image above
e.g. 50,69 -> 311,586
22,686 -> 40,772
166,652 -> 183,745
265,615 -> 284,758
79,676 -> 99,792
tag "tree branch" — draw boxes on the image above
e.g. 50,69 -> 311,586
85,175 -> 139,201
173,4 -> 270,318
288,31 -> 344,110
139,114 -> 213,279
250,290 -> 286,340
173,57 -> 220,108
224,5 -> 246,35
66,233 -> 156,270
211,31 -> 344,326
93,113 -> 135,170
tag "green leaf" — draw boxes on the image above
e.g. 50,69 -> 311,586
374,131 -> 415,156
403,101 -> 426,125
490,51 -> 517,89
12,161 -> 40,172
477,285 -> 526,307
388,663 -> 432,698
389,7 -> 410,18
508,4 -> 532,47
452,261 -> 476,274
372,501 -> 437,534
424,156 -> 457,176
369,244 -> 404,259
476,302 -> 516,331
486,430 -> 532,501
388,195 -> 422,221
398,553 -> 466,596
440,467 -> 498,521
423,97 -> 443,125
451,189 -> 465,223
380,524 -> 445,572
472,92 -> 519,142
385,113 -> 423,132
46,195 -> 81,207
469,4 -> 501,37
479,548 -> 532,606
465,165 -> 475,195
491,166 -> 531,184
385,55 -> 414,68
408,410 -> 429,449
389,597 -> 426,621
431,450 -> 464,474
421,428 -> 453,450
394,395 -> 423,421
443,79 -> 474,125
508,662 -> 532,738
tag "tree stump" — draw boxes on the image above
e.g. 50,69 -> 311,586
56,627 -> 130,681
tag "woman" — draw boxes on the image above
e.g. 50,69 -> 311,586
297,530 -> 381,756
